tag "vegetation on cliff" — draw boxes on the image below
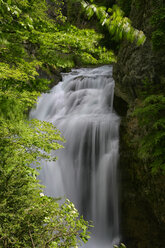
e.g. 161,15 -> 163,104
113,0 -> 165,247
134,95 -> 165,173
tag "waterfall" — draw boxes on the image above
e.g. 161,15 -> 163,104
30,65 -> 120,248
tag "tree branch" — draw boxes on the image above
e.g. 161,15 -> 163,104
28,226 -> 36,248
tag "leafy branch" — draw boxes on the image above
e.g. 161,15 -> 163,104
81,0 -> 146,46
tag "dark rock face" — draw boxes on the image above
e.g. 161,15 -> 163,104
113,95 -> 128,116
114,0 -> 165,102
113,0 -> 165,247
119,117 -> 165,248
113,39 -> 155,101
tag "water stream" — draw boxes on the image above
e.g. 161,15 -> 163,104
30,65 -> 120,248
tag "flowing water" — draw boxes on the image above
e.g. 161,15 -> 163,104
30,66 -> 120,248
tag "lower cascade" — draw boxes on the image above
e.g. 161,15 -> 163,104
30,66 -> 120,248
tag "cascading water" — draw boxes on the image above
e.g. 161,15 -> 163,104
30,65 -> 120,248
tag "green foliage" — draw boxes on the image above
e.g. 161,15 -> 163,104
0,0 -> 115,92
80,0 -> 146,45
134,95 -> 165,173
0,168 -> 90,247
0,0 -> 93,246
34,25 -> 116,68
0,89 -> 39,119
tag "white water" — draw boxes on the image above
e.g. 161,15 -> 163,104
30,66 -> 120,247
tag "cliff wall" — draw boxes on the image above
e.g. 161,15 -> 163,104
113,0 -> 165,247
